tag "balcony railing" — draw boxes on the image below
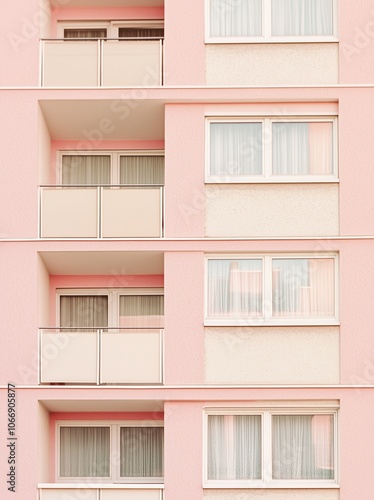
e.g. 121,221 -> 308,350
38,485 -> 164,500
40,38 -> 163,87
39,328 -> 164,384
39,185 -> 164,238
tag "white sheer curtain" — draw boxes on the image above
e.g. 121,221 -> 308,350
119,295 -> 164,328
208,259 -> 263,318
208,415 -> 261,480
60,296 -> 108,330
210,0 -> 262,37
272,258 -> 334,318
120,427 -> 164,477
272,415 -> 334,479
271,0 -> 333,36
272,122 -> 333,176
62,155 -> 111,185
64,29 -> 107,39
210,123 -> 263,177
60,426 -> 110,477
120,156 -> 164,185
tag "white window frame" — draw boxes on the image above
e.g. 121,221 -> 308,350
57,20 -> 164,39
56,420 -> 164,483
204,254 -> 339,326
205,0 -> 338,43
57,21 -> 111,38
204,404 -> 339,489
205,116 -> 338,183
57,150 -> 165,186
56,288 -> 164,328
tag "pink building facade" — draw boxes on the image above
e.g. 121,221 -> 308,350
1,0 -> 374,498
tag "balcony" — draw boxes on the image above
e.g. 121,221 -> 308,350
39,185 -> 164,238
38,485 -> 163,500
40,38 -> 163,87
39,328 -> 163,384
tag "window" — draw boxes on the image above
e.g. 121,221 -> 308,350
59,151 -> 165,186
207,0 -> 336,41
58,21 -> 164,39
206,255 -> 338,325
58,289 -> 164,329
206,117 -> 337,182
58,421 -> 164,482
205,407 -> 337,487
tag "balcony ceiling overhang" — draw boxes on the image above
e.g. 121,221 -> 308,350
39,99 -> 164,141
39,251 -> 164,275
40,399 -> 164,412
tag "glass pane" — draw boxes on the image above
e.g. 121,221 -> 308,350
120,427 -> 164,477
118,27 -> 164,38
60,296 -> 109,330
119,295 -> 164,327
208,259 -> 263,318
210,0 -> 262,37
272,258 -> 335,318
272,414 -> 334,479
62,155 -> 111,185
210,123 -> 263,177
272,122 -> 333,175
64,29 -> 107,38
271,0 -> 333,36
120,156 -> 164,185
208,415 -> 262,479
60,427 -> 110,477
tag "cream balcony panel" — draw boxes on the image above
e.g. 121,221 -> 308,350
41,188 -> 98,238
205,184 -> 339,237
101,331 -> 162,384
206,43 -> 338,85
40,333 -> 98,384
102,41 -> 161,86
101,490 -> 162,500
39,490 -> 98,500
43,41 -> 99,87
205,327 -> 340,385
203,490 -> 339,500
102,188 -> 162,238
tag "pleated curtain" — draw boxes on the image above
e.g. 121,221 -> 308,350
61,155 -> 111,185
208,415 -> 262,480
118,27 -> 164,38
210,122 -> 263,177
119,295 -> 164,328
272,414 -> 334,479
60,427 -> 110,477
64,29 -> 107,39
120,427 -> 164,477
210,0 -> 262,37
272,122 -> 333,175
120,155 -> 165,185
207,260 -> 263,318
271,0 -> 333,36
60,296 -> 109,330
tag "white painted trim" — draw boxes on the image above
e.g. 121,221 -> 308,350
57,150 -> 164,186
204,253 -> 339,326
203,407 -> 339,488
56,420 -> 164,483
57,21 -> 111,38
205,116 -> 338,182
205,0 -> 338,42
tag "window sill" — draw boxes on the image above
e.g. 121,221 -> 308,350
205,37 -> 338,45
205,177 -> 339,184
203,482 -> 339,489
204,318 -> 340,327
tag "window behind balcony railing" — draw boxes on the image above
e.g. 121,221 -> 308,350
64,28 -> 108,38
